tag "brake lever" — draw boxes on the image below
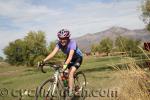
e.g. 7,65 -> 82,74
37,62 -> 46,73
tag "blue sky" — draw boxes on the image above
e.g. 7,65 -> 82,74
0,0 -> 145,57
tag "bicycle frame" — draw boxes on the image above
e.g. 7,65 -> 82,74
51,70 -> 59,96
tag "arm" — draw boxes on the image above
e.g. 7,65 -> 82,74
43,46 -> 59,62
64,50 -> 74,65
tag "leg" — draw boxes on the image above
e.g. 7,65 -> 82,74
59,68 -> 69,81
67,57 -> 83,96
59,69 -> 69,87
68,66 -> 77,95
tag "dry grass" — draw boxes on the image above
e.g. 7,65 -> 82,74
112,49 -> 150,100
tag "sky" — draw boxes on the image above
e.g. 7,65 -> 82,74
0,0 -> 145,57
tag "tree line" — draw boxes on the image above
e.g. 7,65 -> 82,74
3,31 -> 65,66
91,36 -> 142,56
3,31 -> 143,67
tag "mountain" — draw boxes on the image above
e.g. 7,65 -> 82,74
74,26 -> 150,52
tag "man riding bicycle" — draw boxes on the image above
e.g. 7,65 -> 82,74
39,29 -> 83,96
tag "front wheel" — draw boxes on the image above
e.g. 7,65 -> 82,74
35,78 -> 62,100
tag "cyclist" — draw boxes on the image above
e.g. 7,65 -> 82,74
39,29 -> 83,96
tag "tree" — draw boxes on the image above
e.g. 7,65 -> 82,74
24,31 -> 47,66
99,38 -> 113,55
4,39 -> 27,65
141,0 -> 150,31
91,44 -> 99,53
115,36 -> 128,52
47,41 -> 56,52
115,36 -> 142,56
4,31 -> 48,66
0,56 -> 3,62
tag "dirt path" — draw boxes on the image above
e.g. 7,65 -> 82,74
0,68 -> 27,76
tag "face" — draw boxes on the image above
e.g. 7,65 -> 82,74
59,38 -> 68,46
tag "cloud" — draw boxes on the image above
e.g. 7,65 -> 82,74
52,0 -> 144,35
0,0 -> 63,27
0,0 -> 145,57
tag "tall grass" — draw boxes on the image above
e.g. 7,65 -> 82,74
112,48 -> 150,100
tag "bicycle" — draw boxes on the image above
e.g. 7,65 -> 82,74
35,62 -> 87,100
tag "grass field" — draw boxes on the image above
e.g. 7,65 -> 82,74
0,55 -> 149,100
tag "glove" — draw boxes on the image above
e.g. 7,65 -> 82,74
38,60 -> 45,67
62,64 -> 68,71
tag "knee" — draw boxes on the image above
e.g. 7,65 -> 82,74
69,72 -> 74,78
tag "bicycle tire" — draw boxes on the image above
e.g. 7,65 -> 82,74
35,78 -> 62,100
74,71 -> 87,100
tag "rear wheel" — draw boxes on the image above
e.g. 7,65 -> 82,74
74,71 -> 87,100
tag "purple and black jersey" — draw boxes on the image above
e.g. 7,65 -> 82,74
56,39 -> 83,58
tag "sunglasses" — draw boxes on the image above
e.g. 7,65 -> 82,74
59,37 -> 69,40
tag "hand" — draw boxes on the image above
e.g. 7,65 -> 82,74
62,64 -> 68,71
38,60 -> 45,67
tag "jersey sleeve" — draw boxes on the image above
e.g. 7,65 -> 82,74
56,42 -> 60,49
70,40 -> 77,50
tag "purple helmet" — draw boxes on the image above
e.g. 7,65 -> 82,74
57,29 -> 70,39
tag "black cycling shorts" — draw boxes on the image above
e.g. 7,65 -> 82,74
67,57 -> 83,69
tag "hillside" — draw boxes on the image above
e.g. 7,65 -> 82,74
74,26 -> 150,52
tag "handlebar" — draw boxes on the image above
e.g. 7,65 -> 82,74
38,62 -> 62,73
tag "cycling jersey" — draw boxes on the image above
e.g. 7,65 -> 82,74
56,39 -> 83,58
